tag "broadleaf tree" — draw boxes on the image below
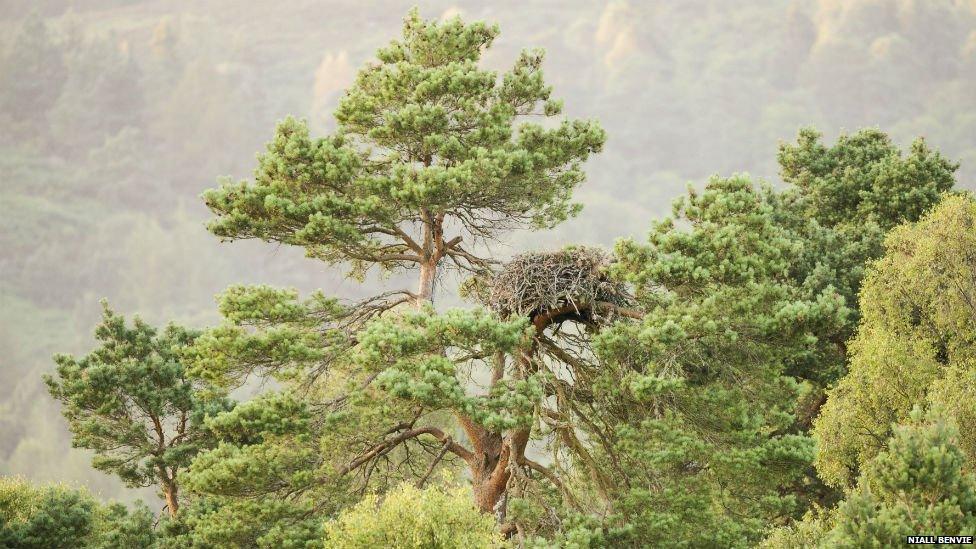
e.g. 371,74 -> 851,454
322,483 -> 504,548
814,194 -> 976,488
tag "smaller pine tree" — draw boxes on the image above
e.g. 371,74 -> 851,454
827,409 -> 976,547
766,409 -> 976,548
45,304 -> 231,517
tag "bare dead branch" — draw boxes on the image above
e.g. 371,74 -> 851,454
416,437 -> 453,488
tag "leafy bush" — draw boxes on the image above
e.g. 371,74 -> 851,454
323,483 -> 504,549
0,477 -> 154,549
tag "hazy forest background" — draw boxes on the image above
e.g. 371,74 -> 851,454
3,0 -> 976,507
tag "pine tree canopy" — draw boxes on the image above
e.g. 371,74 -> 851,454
202,9 -> 605,290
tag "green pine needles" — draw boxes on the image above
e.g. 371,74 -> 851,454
202,8 -> 605,293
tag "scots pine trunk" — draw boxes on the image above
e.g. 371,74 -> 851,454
161,477 -> 179,517
413,213 -> 511,515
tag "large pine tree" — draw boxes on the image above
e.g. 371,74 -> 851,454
186,10 -> 606,540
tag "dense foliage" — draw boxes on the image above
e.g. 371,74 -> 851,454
573,176 -> 846,546
814,195 -> 976,488
0,477 -> 155,548
766,410 -> 976,548
45,305 -> 231,517
202,8 -> 604,288
5,4 -> 976,549
323,483 -> 503,548
5,0 -> 976,504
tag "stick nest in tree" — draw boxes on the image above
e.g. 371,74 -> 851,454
482,247 -> 632,319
